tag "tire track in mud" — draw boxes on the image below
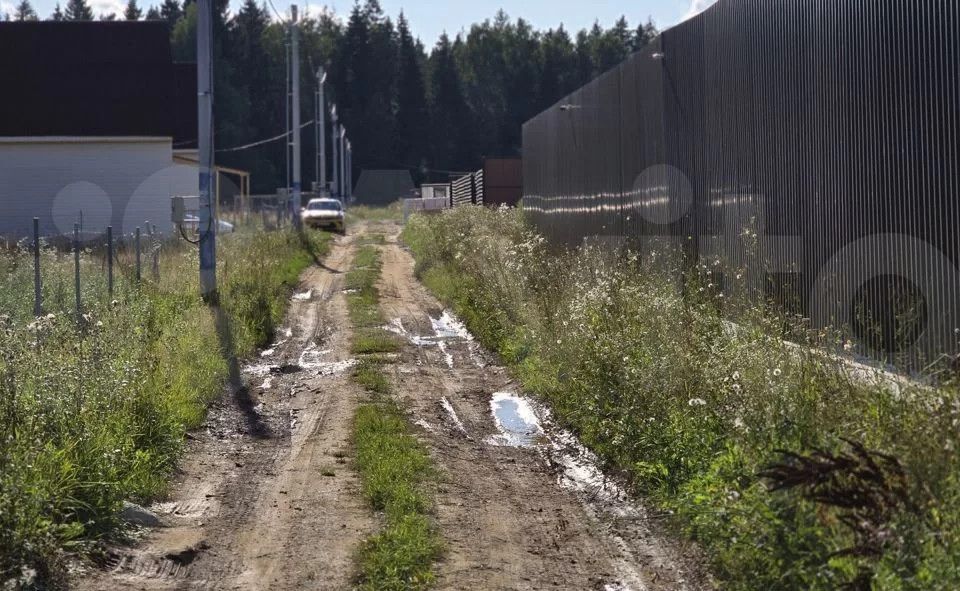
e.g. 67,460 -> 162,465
375,222 -> 712,591
75,229 -> 374,591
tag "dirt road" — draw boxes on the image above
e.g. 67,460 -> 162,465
77,220 -> 709,591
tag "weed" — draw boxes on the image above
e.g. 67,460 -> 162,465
346,203 -> 402,224
352,329 -> 402,355
354,359 -> 393,395
354,402 -> 440,591
401,206 -> 960,590
0,227 -> 332,584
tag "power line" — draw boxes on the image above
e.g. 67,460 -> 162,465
265,0 -> 287,23
215,119 -> 315,153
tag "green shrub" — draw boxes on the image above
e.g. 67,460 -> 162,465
401,207 -> 960,590
0,227 -> 331,585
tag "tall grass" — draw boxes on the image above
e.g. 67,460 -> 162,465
402,206 -> 960,590
0,227 -> 330,587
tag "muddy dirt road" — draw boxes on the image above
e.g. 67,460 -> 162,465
77,221 -> 709,591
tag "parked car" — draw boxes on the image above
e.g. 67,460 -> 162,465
301,198 -> 345,233
182,215 -> 235,234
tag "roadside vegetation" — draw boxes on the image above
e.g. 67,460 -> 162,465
346,202 -> 403,225
0,227 -> 331,587
345,236 -> 441,589
346,241 -> 401,356
402,206 -> 960,591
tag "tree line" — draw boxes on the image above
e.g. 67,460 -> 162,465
5,0 -> 658,193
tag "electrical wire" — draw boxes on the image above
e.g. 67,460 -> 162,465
215,120 -> 315,153
265,0 -> 287,23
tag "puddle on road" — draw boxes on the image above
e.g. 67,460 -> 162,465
430,311 -> 473,340
242,343 -> 356,380
292,290 -> 313,301
485,392 -> 545,447
481,390 -> 655,590
383,310 -> 486,369
441,396 -> 467,434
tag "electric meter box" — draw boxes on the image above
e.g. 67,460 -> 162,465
171,195 -> 200,223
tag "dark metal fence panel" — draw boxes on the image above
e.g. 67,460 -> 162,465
522,0 -> 960,366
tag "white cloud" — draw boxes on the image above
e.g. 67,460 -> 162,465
90,0 -> 125,18
1,0 -> 16,19
682,0 -> 719,21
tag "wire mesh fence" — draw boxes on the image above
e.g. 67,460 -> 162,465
522,0 -> 960,369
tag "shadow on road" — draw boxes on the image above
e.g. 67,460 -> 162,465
299,229 -> 342,274
210,303 -> 271,439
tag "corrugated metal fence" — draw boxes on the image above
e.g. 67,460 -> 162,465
522,0 -> 959,367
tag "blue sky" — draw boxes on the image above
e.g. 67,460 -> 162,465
7,0 -> 718,45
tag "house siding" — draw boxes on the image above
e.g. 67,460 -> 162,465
0,138 -> 195,239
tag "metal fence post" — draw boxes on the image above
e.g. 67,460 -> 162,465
32,217 -> 41,316
73,223 -> 81,321
135,226 -> 141,284
107,225 -> 114,297
152,236 -> 160,281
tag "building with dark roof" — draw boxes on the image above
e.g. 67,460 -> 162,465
0,21 -> 204,238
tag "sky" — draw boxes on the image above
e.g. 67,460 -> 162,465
9,0 -> 719,45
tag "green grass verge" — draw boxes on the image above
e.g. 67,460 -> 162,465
354,401 -> 441,590
345,231 -> 441,590
353,359 -> 393,395
352,329 -> 402,355
401,206 -> 960,591
0,227 -> 332,586
346,245 -> 384,328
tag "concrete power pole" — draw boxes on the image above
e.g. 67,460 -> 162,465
330,106 -> 339,199
316,67 -> 327,196
197,0 -> 215,296
290,5 -> 301,223
339,129 -> 346,203
346,140 -> 352,202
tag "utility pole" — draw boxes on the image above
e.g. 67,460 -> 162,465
290,5 -> 301,223
284,35 -> 290,195
330,105 -> 339,199
316,67 -> 327,195
339,128 -> 346,204
197,0 -> 215,297
346,139 -> 352,203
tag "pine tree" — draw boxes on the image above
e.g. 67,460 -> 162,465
159,0 -> 181,27
50,2 -> 64,19
64,0 -> 93,20
632,18 -> 658,51
14,0 -> 38,20
123,0 -> 142,20
100,12 -> 116,19
144,5 -> 160,19
429,33 -> 472,171
393,12 -> 428,173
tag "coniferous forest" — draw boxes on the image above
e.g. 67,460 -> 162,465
8,0 -> 658,192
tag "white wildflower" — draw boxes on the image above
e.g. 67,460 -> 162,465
688,398 -> 706,407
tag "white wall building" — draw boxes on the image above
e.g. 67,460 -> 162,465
0,137 -> 196,238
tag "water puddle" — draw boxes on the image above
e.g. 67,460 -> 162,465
383,311 -> 480,369
430,310 -> 473,340
441,396 -> 467,435
292,290 -> 313,301
414,419 -> 436,432
480,391 -> 656,590
485,392 -> 545,447
243,343 -> 355,380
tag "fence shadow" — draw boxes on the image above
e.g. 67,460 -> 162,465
210,302 -> 270,439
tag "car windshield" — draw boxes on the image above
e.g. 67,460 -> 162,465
308,201 -> 341,211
